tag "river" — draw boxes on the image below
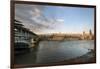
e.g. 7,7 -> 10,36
15,40 -> 94,64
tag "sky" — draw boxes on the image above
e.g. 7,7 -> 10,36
15,4 -> 94,34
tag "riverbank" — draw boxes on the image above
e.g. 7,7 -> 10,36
53,49 -> 96,65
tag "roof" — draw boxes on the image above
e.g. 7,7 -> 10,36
14,19 -> 37,36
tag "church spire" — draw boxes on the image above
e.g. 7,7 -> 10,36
89,29 -> 92,35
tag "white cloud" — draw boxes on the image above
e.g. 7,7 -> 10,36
15,4 -> 58,34
56,19 -> 64,22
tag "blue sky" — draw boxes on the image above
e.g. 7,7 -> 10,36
42,6 -> 94,34
15,4 -> 94,34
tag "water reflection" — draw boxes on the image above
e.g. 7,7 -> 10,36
15,46 -> 38,64
15,40 -> 94,64
36,40 -> 94,64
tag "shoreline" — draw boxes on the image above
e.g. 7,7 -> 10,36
54,50 -> 96,64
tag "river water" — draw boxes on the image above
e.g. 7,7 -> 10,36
15,40 -> 94,64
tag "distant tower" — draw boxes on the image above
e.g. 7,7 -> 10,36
89,29 -> 92,35
82,31 -> 86,39
89,29 -> 92,40
83,31 -> 85,35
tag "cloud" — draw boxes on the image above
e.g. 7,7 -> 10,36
15,4 -> 56,33
15,4 -> 66,34
56,19 -> 64,22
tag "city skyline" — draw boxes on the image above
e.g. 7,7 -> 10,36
15,4 -> 94,34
